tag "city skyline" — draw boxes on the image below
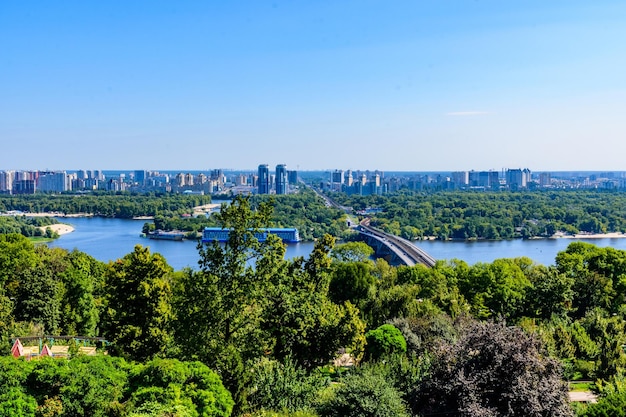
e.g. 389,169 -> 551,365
2,1 -> 625,171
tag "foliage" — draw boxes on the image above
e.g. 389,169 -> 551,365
0,193 -> 212,219
388,313 -> 457,356
0,387 -> 37,417
246,358 -> 327,414
577,376 -> 626,417
330,190 -> 626,240
457,258 -> 532,320
410,320 -> 574,417
330,242 -> 374,263
0,356 -> 232,417
12,189 -> 626,415
101,245 -> 174,361
328,261 -> 375,308
317,367 -> 410,417
0,234 -> 104,338
174,196 -> 365,411
128,358 -> 234,417
0,215 -> 60,239
364,324 -> 407,361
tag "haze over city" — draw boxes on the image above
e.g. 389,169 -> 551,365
2,1 -> 625,171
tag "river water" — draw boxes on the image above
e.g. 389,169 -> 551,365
47,217 -> 626,270
48,217 -> 316,270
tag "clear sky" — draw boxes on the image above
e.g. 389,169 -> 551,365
1,1 -> 625,172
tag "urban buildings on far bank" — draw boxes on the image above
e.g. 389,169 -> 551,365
0,166 -> 300,196
322,168 -> 626,195
2,166 -> 625,196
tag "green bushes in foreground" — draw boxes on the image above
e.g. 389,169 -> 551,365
0,356 -> 233,417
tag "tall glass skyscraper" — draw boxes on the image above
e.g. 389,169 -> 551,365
258,164 -> 270,194
275,164 -> 287,195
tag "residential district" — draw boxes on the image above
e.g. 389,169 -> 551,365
1,165 -> 626,195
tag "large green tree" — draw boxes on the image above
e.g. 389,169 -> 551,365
174,196 -> 365,410
101,245 -> 174,361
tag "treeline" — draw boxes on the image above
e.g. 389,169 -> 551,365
0,215 -> 59,238
4,196 -> 626,415
0,193 -> 212,218
330,190 -> 626,240
144,190 -> 347,241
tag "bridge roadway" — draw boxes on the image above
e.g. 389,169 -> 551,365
357,219 -> 437,268
307,185 -> 436,267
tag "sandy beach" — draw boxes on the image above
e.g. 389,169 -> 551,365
552,232 -> 626,239
39,223 -> 75,236
192,203 -> 222,216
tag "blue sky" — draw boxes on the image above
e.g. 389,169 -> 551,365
1,1 -> 625,171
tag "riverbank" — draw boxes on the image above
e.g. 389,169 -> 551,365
6,211 -> 94,218
423,232 -> 626,242
39,223 -> 75,236
552,232 -> 626,239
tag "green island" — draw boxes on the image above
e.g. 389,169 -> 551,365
2,194 -> 626,416
330,189 -> 626,240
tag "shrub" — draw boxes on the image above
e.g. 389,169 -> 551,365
364,324 -> 407,361
317,370 -> 409,417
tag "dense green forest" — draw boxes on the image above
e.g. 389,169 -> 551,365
0,215 -> 59,239
330,190 -> 626,240
3,195 -> 626,416
0,193 -> 212,218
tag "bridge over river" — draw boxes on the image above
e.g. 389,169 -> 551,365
309,185 -> 436,267
357,219 -> 437,267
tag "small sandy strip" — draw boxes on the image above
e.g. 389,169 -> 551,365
192,203 -> 222,216
39,224 -> 75,236
553,232 -> 626,239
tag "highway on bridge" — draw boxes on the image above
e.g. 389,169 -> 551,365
308,185 -> 436,267
358,219 -> 437,268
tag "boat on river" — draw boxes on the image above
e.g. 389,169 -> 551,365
147,230 -> 185,241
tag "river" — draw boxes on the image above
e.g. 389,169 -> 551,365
47,217 -> 626,270
47,217 -> 316,270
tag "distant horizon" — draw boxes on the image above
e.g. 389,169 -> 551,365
3,167 -> 626,176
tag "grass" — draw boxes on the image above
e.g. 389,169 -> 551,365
569,381 -> 595,392
28,237 -> 55,243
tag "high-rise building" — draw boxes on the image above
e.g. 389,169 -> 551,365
134,170 -> 147,186
345,170 -> 353,186
275,164 -> 287,195
539,172 -> 551,187
331,170 -> 344,191
211,169 -> 224,187
13,179 -> 36,194
37,171 -> 68,192
258,164 -> 270,194
506,168 -> 530,190
287,170 -> 298,185
176,173 -> 186,187
451,171 -> 469,188
0,171 -> 14,193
